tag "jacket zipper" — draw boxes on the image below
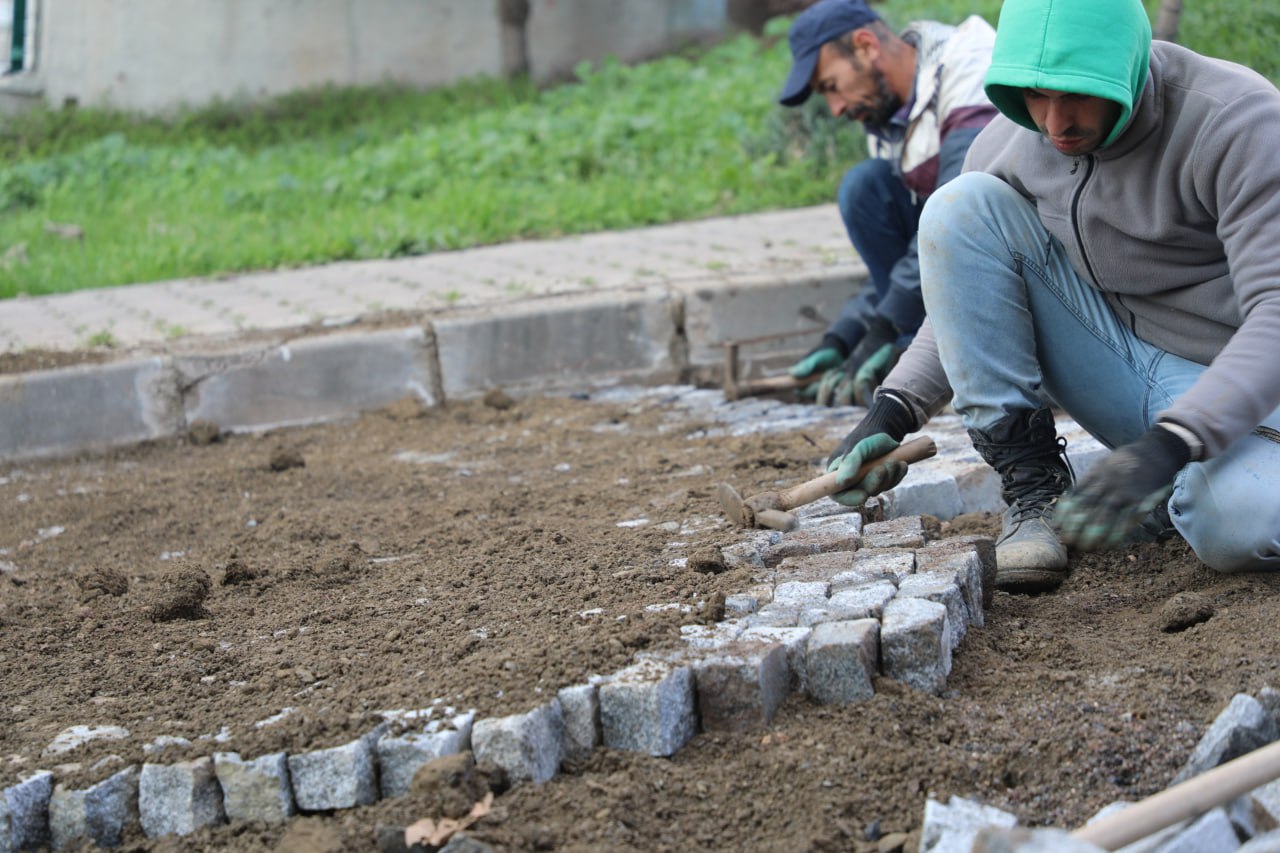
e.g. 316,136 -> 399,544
1068,155 -> 1136,331
1069,155 -> 1099,284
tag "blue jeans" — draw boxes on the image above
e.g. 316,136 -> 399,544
918,171 -> 1280,573
837,158 -> 924,337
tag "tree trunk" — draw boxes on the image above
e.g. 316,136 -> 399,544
497,0 -> 531,77
1154,0 -> 1183,43
727,0 -> 772,35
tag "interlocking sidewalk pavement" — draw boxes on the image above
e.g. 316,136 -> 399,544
0,206 -> 855,355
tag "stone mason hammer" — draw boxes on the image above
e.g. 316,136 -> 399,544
716,435 -> 937,531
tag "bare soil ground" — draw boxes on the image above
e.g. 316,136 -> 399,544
2,387 -> 1277,852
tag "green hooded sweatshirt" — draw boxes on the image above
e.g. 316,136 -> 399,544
880,0 -> 1280,461
983,0 -> 1151,147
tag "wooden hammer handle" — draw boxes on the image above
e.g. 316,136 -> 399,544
774,435 -> 938,511
727,373 -> 808,401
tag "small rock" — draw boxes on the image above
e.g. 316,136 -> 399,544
147,567 -> 212,622
269,446 -> 306,471
76,566 -> 128,599
410,752 -> 489,820
221,559 -> 260,586
702,591 -> 726,623
1159,592 -> 1214,632
687,545 -> 728,574
187,420 -> 222,446
483,388 -> 516,410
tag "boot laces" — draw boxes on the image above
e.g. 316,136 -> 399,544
1001,436 -> 1074,524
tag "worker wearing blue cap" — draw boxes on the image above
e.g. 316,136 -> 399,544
781,0 -> 997,408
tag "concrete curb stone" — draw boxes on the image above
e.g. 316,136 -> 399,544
179,327 -> 439,433
0,359 -> 181,462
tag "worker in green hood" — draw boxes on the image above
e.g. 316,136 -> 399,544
821,0 -> 1280,591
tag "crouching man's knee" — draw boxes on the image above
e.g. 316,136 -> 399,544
1176,463 -> 1280,573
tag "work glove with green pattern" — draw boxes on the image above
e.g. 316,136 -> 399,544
826,393 -> 918,507
1056,424 -> 1192,550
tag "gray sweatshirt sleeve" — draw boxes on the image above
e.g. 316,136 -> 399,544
879,318 -> 953,426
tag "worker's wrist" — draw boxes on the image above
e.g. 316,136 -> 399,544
818,333 -> 851,361
863,390 -> 917,443
1154,420 -> 1202,464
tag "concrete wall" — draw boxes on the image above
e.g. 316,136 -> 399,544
0,0 -> 737,114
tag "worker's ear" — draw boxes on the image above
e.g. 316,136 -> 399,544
850,27 -> 881,63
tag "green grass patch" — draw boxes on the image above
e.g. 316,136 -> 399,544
1,1 -> 1274,298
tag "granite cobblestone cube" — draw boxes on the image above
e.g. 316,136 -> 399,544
915,548 -> 986,628
139,757 -> 226,838
472,701 -> 565,785
852,550 -> 916,582
557,685 -> 601,763
920,535 -> 996,609
827,580 -> 898,621
1173,693 -> 1279,784
693,642 -> 790,731
376,711 -> 475,798
287,726 -> 384,811
2,771 -> 53,853
740,625 -> 813,692
805,620 -> 879,704
600,660 -> 696,757
739,605 -> 800,629
777,552 -> 857,582
862,516 -> 927,549
50,766 -> 139,850
764,523 -> 860,565
213,752 -> 294,824
898,573 -> 969,650
881,597 -> 952,696
772,581 -> 831,608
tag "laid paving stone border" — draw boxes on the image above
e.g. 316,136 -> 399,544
2,499 -> 990,850
0,387 -> 1112,850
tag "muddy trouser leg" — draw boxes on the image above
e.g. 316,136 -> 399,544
917,172 -> 1280,573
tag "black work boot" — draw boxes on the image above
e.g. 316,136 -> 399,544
967,408 -> 1074,593
1128,497 -> 1178,543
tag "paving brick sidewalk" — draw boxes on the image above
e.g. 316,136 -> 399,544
0,205 -> 854,356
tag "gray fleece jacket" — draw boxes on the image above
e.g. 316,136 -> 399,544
885,36 -> 1280,459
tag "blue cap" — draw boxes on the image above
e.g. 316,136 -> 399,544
778,0 -> 881,107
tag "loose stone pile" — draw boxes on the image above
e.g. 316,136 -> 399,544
918,687 -> 1280,852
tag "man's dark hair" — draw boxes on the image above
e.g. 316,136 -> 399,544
828,19 -> 895,58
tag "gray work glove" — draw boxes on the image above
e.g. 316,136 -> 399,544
1056,424 -> 1192,550
815,315 -> 901,407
